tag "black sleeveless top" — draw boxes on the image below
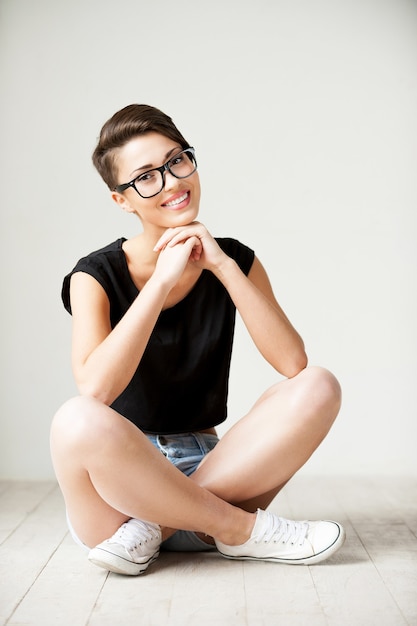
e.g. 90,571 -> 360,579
62,237 -> 255,434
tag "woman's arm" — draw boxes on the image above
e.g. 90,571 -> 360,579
70,236 -> 201,405
213,255 -> 308,378
154,223 -> 307,378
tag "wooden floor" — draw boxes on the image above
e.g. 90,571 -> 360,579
0,476 -> 416,626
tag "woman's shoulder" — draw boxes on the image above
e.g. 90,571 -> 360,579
62,238 -> 128,313
77,237 -> 127,264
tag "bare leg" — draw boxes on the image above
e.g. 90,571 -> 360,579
191,366 -> 341,509
50,396 -> 255,549
184,366 -> 341,546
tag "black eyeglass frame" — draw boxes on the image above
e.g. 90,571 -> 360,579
113,147 -> 197,198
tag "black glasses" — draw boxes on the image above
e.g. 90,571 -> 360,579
114,147 -> 197,199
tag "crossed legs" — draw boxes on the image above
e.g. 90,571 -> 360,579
50,366 -> 341,549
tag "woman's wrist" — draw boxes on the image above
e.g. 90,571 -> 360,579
211,255 -> 239,283
144,271 -> 174,299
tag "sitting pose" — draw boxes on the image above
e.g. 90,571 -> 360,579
50,104 -> 345,575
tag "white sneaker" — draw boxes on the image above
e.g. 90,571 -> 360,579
215,509 -> 345,565
88,518 -> 162,575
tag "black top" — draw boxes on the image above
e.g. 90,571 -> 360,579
62,237 -> 255,434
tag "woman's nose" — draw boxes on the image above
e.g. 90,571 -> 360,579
163,169 -> 179,191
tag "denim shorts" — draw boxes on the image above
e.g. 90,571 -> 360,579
67,431 -> 219,553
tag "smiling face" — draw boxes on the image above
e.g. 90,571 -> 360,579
112,132 -> 201,236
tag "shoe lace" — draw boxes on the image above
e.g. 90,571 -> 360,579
111,519 -> 160,550
254,511 -> 309,546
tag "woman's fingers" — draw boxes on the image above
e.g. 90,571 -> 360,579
153,223 -> 225,270
153,223 -> 204,252
154,236 -> 202,282
187,236 -> 203,261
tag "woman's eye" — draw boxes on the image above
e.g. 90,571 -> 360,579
137,171 -> 157,184
170,155 -> 184,167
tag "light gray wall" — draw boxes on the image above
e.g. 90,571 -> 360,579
1,0 -> 416,479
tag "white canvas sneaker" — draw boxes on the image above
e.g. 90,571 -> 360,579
88,518 -> 162,575
215,509 -> 345,565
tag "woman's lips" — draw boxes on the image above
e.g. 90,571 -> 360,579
162,191 -> 190,209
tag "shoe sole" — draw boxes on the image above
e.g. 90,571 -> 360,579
217,523 -> 346,565
88,548 -> 160,576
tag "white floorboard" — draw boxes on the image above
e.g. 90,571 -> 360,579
0,476 -> 416,626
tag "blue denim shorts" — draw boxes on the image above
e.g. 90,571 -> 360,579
147,432 -> 219,477
147,432 -> 219,552
67,431 -> 219,553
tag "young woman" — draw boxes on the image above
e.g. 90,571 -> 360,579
50,104 -> 345,575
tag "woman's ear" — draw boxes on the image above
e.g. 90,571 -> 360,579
111,191 -> 136,214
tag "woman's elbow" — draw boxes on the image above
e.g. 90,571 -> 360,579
75,377 -> 115,407
283,349 -> 308,379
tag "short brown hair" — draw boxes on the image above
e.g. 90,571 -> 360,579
92,104 -> 190,190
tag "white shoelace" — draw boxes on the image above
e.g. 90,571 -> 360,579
110,519 -> 160,550
254,511 -> 309,546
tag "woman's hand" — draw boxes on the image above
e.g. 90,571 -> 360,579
153,222 -> 227,272
152,234 -> 203,287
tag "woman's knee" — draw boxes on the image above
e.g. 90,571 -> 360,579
50,395 -> 113,452
296,366 -> 342,420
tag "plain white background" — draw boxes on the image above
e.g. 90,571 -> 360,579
1,0 -> 416,479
